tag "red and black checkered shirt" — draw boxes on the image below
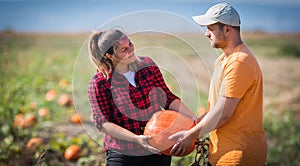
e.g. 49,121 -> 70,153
88,56 -> 179,155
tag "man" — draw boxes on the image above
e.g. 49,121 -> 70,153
169,3 -> 267,165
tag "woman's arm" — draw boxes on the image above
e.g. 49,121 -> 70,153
102,122 -> 138,142
101,122 -> 160,153
88,74 -> 160,153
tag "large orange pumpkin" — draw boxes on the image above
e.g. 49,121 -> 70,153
144,110 -> 196,156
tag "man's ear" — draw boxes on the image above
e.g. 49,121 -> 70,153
224,25 -> 230,33
223,25 -> 232,36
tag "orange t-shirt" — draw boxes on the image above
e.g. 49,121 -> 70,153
207,44 -> 267,166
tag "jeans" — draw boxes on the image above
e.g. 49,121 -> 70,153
106,150 -> 171,166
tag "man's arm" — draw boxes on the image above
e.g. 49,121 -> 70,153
198,96 -> 240,132
169,98 -> 197,121
169,96 -> 240,156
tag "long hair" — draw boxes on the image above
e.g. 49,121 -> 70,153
88,29 -> 141,79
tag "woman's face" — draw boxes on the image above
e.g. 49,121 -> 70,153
109,37 -> 136,65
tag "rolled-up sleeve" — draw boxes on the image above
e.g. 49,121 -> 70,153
87,74 -> 110,131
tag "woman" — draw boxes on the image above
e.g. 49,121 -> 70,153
87,29 -> 195,166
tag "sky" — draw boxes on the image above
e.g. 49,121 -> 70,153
0,0 -> 300,33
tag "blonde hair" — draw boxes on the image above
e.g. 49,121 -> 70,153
88,29 -> 141,79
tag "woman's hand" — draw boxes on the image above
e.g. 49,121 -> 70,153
102,122 -> 161,154
135,135 -> 161,154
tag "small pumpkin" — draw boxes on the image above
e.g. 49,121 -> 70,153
14,114 -> 25,127
29,102 -> 37,110
57,94 -> 73,107
70,113 -> 84,124
14,113 -> 37,128
144,110 -> 196,156
64,145 -> 81,161
23,113 -> 37,127
38,107 -> 50,117
45,90 -> 56,101
26,137 -> 43,151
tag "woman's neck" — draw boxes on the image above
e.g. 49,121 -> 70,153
115,63 -> 129,74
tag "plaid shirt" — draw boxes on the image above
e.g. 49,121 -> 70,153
88,56 -> 179,155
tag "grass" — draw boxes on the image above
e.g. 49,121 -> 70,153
0,31 -> 300,165
242,33 -> 300,58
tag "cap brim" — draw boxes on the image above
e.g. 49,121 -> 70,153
192,15 -> 218,26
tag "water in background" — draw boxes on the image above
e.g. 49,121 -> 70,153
234,3 -> 300,33
169,2 -> 300,33
0,1 -> 299,33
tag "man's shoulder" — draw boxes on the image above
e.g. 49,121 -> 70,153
232,45 -> 257,64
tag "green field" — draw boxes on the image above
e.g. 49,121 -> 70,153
0,31 -> 300,165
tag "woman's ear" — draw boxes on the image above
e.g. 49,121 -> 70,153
105,53 -> 112,60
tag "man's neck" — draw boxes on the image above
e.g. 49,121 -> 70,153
222,39 -> 243,56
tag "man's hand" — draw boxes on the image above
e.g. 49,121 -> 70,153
168,130 -> 197,156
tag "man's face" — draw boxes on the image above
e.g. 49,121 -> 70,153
205,23 -> 227,49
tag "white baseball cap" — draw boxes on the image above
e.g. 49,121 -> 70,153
192,3 -> 240,27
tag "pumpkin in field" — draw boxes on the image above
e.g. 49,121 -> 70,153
70,113 -> 84,124
14,113 -> 37,128
14,114 -> 25,127
57,94 -> 73,107
64,145 -> 81,161
38,107 -> 50,118
144,110 -> 197,156
29,102 -> 37,110
23,113 -> 37,127
26,137 -> 43,151
45,89 -> 56,101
